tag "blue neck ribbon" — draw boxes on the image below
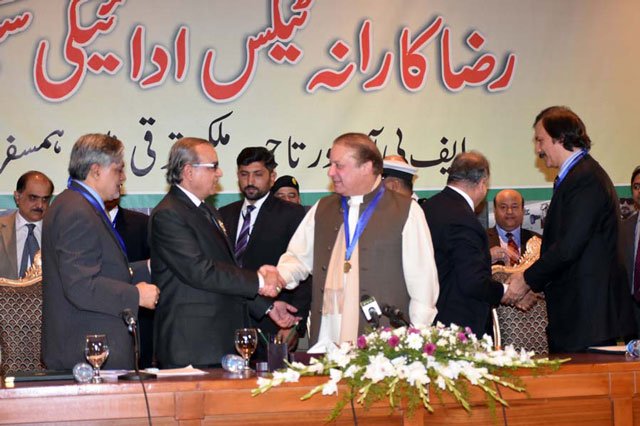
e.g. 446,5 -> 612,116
341,185 -> 385,262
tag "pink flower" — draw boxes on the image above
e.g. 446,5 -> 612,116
457,332 -> 468,342
423,342 -> 436,355
464,327 -> 472,334
388,335 -> 400,348
408,327 -> 420,334
357,335 -> 367,349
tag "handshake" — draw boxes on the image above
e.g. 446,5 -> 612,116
258,265 -> 286,298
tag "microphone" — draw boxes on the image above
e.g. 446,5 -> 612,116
382,304 -> 411,328
121,308 -> 136,331
359,295 -> 382,329
118,309 -> 156,381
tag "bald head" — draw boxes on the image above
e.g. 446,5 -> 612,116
493,189 -> 525,232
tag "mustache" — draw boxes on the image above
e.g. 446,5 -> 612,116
243,185 -> 259,191
31,208 -> 44,213
538,152 -> 546,159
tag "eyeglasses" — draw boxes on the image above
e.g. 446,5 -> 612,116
191,162 -> 219,170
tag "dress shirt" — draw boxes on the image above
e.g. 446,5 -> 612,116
634,213 -> 640,288
234,193 -> 269,242
557,149 -> 585,183
496,225 -> 522,250
447,185 -> 475,211
74,179 -> 106,211
15,213 -> 42,272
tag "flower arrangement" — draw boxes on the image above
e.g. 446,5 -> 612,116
252,323 -> 567,420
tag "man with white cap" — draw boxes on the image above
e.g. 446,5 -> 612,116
382,155 -> 419,200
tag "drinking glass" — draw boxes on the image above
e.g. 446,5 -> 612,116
234,328 -> 257,371
85,334 -> 109,383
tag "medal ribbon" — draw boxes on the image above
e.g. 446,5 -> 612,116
341,186 -> 385,263
67,178 -> 128,257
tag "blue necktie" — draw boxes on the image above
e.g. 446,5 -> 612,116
19,223 -> 39,278
234,205 -> 255,265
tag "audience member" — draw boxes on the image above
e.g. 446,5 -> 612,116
149,137 -> 296,368
488,189 -> 541,265
274,132 -> 439,352
422,151 -> 515,336
220,147 -> 311,355
505,106 -> 635,352
621,166 -> 640,336
42,133 -> 159,369
0,171 -> 53,279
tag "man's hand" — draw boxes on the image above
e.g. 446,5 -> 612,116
268,301 -> 301,329
502,272 -> 530,305
490,245 -> 520,265
276,327 -> 300,351
258,265 -> 285,297
136,282 -> 160,309
514,290 -> 540,311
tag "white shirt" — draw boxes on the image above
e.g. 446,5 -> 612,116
277,197 -> 440,331
447,185 -> 475,211
15,213 -> 42,271
234,193 -> 269,243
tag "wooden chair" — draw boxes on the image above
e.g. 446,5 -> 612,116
491,237 -> 549,355
0,252 -> 45,375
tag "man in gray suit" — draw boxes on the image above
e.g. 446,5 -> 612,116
42,133 -> 160,369
0,171 -> 54,279
622,166 -> 640,335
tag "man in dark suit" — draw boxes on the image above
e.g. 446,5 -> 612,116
621,166 -> 640,337
220,147 -> 311,356
42,133 -> 160,369
422,151 -> 511,336
150,137 -> 296,368
487,189 -> 541,265
506,106 -> 635,352
106,197 -> 154,367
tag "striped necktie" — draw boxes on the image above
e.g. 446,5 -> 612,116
19,223 -> 39,277
234,205 -> 255,265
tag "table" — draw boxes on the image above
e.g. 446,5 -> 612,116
1,353 -> 640,425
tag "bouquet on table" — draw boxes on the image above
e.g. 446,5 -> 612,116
252,323 -> 566,419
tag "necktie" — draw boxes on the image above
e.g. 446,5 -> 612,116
19,223 -> 39,278
505,232 -> 519,266
234,205 -> 255,265
633,232 -> 640,302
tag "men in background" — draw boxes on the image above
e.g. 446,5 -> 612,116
382,155 -> 418,200
422,152 -> 510,336
220,147 -> 311,354
0,171 -> 54,279
272,175 -> 302,205
42,134 -> 159,369
105,196 -> 154,368
275,132 -> 439,351
621,166 -> 640,336
506,106 -> 635,352
488,189 -> 541,266
150,138 -> 296,368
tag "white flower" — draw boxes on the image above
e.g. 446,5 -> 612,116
344,364 -> 361,378
379,329 -> 392,341
322,380 -> 338,395
406,332 -> 424,350
307,358 -> 326,374
392,326 -> 407,336
273,369 -> 300,383
329,368 -> 343,382
256,376 -> 272,387
363,353 -> 395,383
405,361 -> 429,386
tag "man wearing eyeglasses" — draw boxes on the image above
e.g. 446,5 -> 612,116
150,138 -> 297,368
0,170 -> 54,279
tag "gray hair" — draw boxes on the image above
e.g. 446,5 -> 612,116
166,137 -> 209,185
68,134 -> 124,180
446,151 -> 490,185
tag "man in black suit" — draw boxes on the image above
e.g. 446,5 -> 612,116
487,189 -> 541,265
220,147 -> 311,356
42,133 -> 160,369
620,166 -> 640,337
106,197 -> 154,367
150,137 -> 296,368
422,151 -> 511,336
506,106 -> 635,352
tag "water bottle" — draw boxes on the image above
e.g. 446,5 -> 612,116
626,340 -> 640,357
221,354 -> 244,373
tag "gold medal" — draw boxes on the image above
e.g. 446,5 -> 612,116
344,261 -> 351,273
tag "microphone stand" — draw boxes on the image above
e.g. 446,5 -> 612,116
118,321 -> 156,381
